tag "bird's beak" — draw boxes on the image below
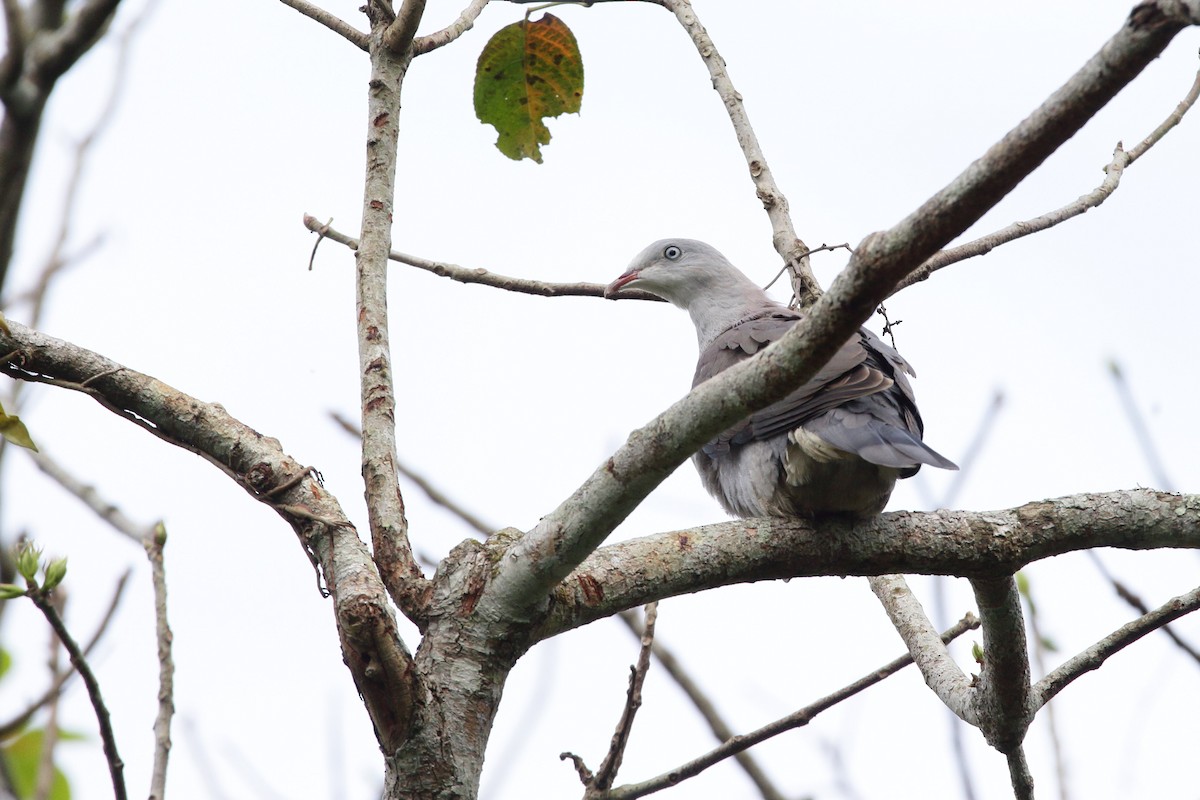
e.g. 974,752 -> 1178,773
604,270 -> 640,298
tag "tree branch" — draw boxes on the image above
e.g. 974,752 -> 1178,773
892,22 -> 1200,295
143,523 -> 173,800
413,0 -> 488,54
601,613 -> 980,800
616,610 -> 787,800
535,490 -> 1200,641
277,0 -> 369,50
29,585 -> 128,800
1033,581 -> 1200,707
303,214 -> 664,302
0,320 -> 419,752
969,576 -> 1033,752
354,19 -> 431,620
383,0 -> 425,54
661,0 -> 820,306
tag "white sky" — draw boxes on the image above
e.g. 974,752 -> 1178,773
2,1 -> 1199,798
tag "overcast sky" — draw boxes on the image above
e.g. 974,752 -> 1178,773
3,1 -> 1199,798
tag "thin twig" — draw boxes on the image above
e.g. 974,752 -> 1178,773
302,214 -> 663,302
34,589 -> 65,800
144,523 -> 174,800
660,0 -> 819,306
1034,583 -> 1200,708
0,570 -> 132,739
29,587 -> 128,800
602,613 -> 979,800
591,601 -> 658,792
28,448 -> 156,542
893,62 -> 1200,295
1087,551 -> 1200,666
277,0 -> 369,50
413,0 -> 488,54
616,610 -> 786,800
1107,359 -> 1174,491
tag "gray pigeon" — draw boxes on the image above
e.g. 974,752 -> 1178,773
606,238 -> 957,518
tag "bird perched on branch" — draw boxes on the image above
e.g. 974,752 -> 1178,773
605,238 -> 957,518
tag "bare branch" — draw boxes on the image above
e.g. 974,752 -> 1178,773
969,576 -> 1033,752
28,448 -> 156,542
0,0 -> 24,91
0,570 -> 131,739
1087,551 -> 1200,665
1034,582 -> 1200,708
603,613 -> 980,800
536,490 -> 1200,641
35,0 -> 123,82
0,319 -> 419,751
352,23 -> 430,620
660,0 -> 819,306
413,0 -> 488,54
303,214 -> 663,301
869,574 -> 978,725
29,585 -> 128,800
1006,748 -> 1036,800
893,59 -> 1200,294
384,0 -> 425,54
277,0 -> 369,50
590,602 -> 658,793
143,523 -> 174,800
616,610 -> 786,800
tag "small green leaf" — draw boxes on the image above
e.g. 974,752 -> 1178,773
0,584 -> 27,599
474,13 -> 584,163
0,401 -> 38,453
0,648 -> 11,679
971,641 -> 984,665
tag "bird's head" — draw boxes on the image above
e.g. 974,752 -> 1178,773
604,239 -> 749,309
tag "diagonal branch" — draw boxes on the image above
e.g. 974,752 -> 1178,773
1034,582 -> 1200,707
479,2 -> 1200,627
892,29 -> 1200,295
413,0 -> 488,54
0,320 -> 419,752
602,613 -> 980,800
278,0 -> 369,50
661,0 -> 819,306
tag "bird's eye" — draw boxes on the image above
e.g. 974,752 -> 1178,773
663,245 -> 682,261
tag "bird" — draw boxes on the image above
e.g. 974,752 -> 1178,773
605,238 -> 957,518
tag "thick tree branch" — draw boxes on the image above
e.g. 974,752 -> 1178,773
661,0 -> 820,306
479,3 -> 1200,628
535,490 -> 1200,641
383,0 -> 425,54
969,576 -> 1033,752
0,319 -> 418,752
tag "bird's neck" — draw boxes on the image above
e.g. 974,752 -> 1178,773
687,280 -> 782,351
